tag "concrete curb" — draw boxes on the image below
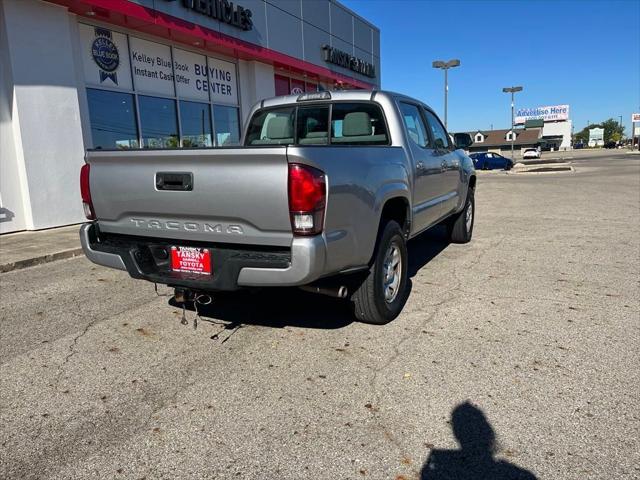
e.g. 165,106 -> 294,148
0,248 -> 85,273
508,165 -> 575,175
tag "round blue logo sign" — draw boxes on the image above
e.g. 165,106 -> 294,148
91,37 -> 119,72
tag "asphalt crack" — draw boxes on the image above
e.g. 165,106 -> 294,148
361,236 -> 499,474
52,295 -> 162,390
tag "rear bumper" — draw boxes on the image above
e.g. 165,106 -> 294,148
80,223 -> 127,271
236,235 -> 326,287
79,223 -> 326,290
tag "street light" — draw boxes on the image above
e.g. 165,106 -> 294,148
502,86 -> 523,160
432,59 -> 461,129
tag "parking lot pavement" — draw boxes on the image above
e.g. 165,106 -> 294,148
1,153 -> 638,480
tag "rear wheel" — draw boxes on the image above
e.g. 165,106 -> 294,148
447,187 -> 475,244
351,221 -> 409,324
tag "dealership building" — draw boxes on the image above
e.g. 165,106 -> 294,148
0,0 -> 380,234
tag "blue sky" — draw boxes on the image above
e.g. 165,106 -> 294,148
342,0 -> 640,135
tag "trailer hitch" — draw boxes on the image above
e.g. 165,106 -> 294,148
172,288 -> 212,329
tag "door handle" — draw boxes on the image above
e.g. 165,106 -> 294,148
156,172 -> 193,191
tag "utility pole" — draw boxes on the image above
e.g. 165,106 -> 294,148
432,59 -> 461,129
502,86 -> 523,160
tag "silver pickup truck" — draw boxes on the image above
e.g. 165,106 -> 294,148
80,90 -> 475,324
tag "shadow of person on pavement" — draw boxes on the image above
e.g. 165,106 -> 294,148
421,402 -> 537,480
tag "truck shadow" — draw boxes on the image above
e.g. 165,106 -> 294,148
170,288 -> 355,329
169,226 -> 449,329
407,225 -> 450,278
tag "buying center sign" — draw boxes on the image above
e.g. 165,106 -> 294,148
515,105 -> 569,124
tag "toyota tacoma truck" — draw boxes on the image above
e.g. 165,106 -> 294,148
80,90 -> 475,324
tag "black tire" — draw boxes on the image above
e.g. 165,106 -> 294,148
351,221 -> 409,325
447,187 -> 475,244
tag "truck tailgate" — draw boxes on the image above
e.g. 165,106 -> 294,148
87,148 -> 293,247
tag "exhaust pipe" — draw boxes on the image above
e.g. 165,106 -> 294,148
299,284 -> 348,299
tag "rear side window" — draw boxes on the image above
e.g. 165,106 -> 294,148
331,103 -> 389,145
423,109 -> 451,150
245,107 -> 295,145
399,102 -> 428,147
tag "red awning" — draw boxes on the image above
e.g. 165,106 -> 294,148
46,0 -> 375,90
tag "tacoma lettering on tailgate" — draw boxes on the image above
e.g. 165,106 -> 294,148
130,218 -> 244,234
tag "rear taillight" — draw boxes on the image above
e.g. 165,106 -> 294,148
80,164 -> 95,220
288,163 -> 326,236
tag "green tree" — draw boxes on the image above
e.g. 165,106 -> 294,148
573,127 -> 590,144
600,118 -> 624,143
573,118 -> 624,145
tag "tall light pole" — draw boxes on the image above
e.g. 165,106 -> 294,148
502,86 -> 523,159
432,59 -> 461,129
619,115 -> 623,142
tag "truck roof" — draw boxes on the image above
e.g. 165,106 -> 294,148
259,89 -> 435,113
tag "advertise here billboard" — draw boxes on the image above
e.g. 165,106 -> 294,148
515,105 -> 569,124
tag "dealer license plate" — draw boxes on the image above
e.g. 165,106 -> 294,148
170,246 -> 211,275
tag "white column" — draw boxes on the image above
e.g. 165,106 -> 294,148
1,0 -> 86,232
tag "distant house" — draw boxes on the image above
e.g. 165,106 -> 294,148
465,128 -> 542,154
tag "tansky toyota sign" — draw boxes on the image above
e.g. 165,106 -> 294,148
515,105 -> 570,124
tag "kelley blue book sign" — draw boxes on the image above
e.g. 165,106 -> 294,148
80,24 -> 237,105
80,24 -> 133,90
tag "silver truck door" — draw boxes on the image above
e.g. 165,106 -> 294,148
398,102 -> 443,232
423,108 -> 461,217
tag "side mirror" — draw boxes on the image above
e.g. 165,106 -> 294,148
454,133 -> 473,150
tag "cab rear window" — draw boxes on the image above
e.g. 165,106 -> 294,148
244,102 -> 389,146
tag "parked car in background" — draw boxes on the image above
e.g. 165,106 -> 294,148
573,142 -> 585,149
604,141 -> 617,149
469,152 -> 513,170
523,148 -> 541,159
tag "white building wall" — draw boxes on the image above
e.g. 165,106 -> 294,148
0,0 -> 29,233
1,0 -> 86,233
238,60 -> 276,125
543,120 -> 572,150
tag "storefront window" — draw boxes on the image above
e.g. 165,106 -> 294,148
290,78 -> 305,95
139,96 -> 179,148
275,74 -> 290,96
180,101 -> 212,147
275,74 -> 317,95
213,105 -> 240,146
81,25 -> 241,150
86,89 -> 138,149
